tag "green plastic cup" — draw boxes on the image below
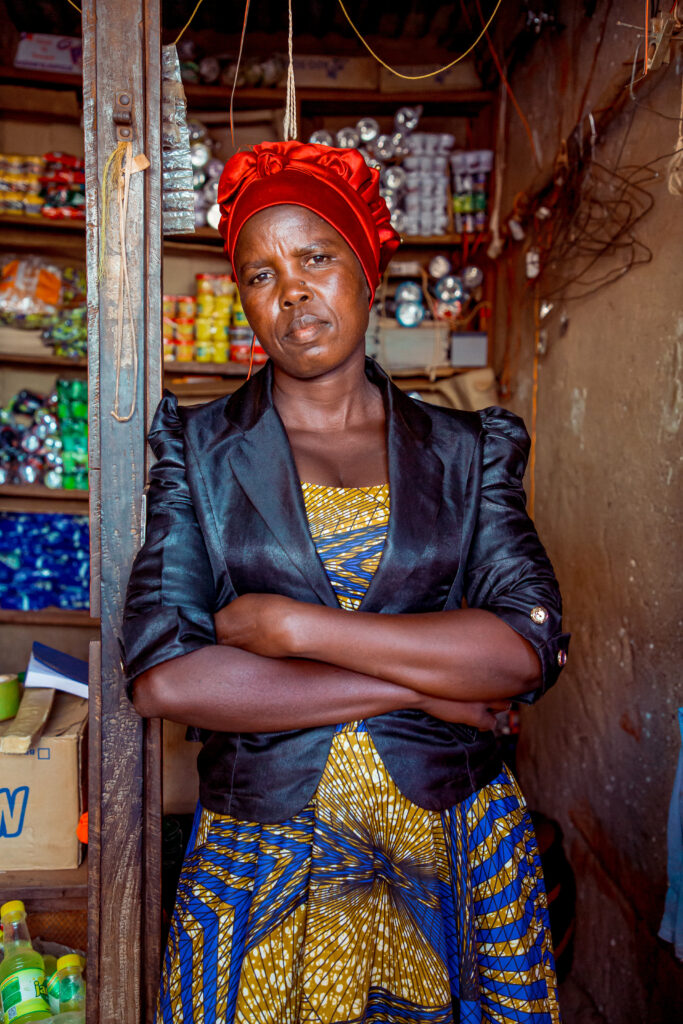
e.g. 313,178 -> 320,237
0,674 -> 21,721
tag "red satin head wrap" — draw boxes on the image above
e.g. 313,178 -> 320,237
217,141 -> 400,300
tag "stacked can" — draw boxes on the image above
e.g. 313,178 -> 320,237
164,274 -> 240,363
450,150 -> 493,234
309,106 -> 454,238
195,274 -> 234,362
56,379 -> 88,490
0,512 -> 90,611
0,382 -> 88,490
0,153 -> 45,216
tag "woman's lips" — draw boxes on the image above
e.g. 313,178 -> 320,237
284,314 -> 328,341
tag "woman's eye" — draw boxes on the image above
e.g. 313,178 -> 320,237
248,270 -> 271,285
307,253 -> 331,266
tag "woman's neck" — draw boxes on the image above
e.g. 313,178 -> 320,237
272,349 -> 381,433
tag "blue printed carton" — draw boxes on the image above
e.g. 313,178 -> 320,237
0,693 -> 87,870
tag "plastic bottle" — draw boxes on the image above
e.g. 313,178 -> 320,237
56,954 -> 86,1013
0,900 -> 51,1022
43,955 -> 59,1014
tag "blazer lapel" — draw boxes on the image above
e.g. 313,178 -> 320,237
358,363 -> 445,613
225,367 -> 338,606
215,359 -> 445,612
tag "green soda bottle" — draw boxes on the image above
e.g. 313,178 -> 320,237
56,954 -> 85,1013
42,956 -> 59,1014
0,901 -> 50,1023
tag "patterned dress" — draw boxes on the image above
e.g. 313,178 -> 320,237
157,484 -> 561,1024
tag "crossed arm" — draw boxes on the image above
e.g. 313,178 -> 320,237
131,594 -> 541,733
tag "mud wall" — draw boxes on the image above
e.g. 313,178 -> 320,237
490,3 -> 683,1020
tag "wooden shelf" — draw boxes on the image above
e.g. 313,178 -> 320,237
165,227 -> 480,251
0,609 -> 97,627
0,65 -> 81,89
184,82 -> 494,112
0,213 -> 85,233
0,484 -> 88,500
0,485 -> 89,514
0,858 -> 88,911
164,360 -> 248,377
0,351 -> 86,369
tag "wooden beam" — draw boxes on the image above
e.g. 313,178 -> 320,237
83,1 -> 162,1021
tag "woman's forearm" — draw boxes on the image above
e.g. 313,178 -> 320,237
132,643 -> 426,731
287,605 -> 542,701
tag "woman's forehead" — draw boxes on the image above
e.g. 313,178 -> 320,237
236,204 -> 347,255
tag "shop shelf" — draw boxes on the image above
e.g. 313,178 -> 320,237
164,360 -> 249,377
0,351 -> 87,370
0,858 -> 88,912
0,609 -> 98,628
183,82 -> 494,113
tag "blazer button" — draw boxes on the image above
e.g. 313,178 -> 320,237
530,605 -> 549,624
557,649 -> 567,666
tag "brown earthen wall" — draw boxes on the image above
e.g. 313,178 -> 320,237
491,3 -> 683,1020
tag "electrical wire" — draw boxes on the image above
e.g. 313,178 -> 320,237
473,0 -> 541,171
336,0 -> 504,80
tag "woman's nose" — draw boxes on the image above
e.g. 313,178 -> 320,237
280,275 -> 311,307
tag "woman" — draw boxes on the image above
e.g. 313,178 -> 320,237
124,141 -> 570,1024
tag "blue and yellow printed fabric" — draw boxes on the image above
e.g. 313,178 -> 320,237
157,484 -> 561,1023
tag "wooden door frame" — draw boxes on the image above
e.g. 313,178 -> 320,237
84,1 -> 162,1020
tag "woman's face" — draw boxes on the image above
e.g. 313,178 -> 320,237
233,204 -> 371,380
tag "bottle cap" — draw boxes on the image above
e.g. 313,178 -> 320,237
1,900 -> 25,918
57,954 -> 83,971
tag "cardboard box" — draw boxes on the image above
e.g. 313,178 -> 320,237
449,331 -> 489,367
284,54 -> 379,91
379,61 -> 482,93
0,693 -> 87,870
370,320 -> 451,371
14,33 -> 82,75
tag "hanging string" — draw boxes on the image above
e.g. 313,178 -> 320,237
99,142 -> 142,423
283,0 -> 298,140
230,0 -> 252,144
98,142 -> 127,282
112,143 -> 138,422
174,0 -> 207,46
336,0 -> 503,80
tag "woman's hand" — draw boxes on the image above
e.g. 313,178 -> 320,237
214,593 -> 304,658
419,694 -> 510,731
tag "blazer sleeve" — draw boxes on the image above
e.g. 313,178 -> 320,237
121,392 -> 217,691
463,406 -> 570,702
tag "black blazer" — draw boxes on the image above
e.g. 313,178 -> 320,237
122,358 -> 569,822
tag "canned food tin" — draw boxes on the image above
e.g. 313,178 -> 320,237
213,317 -> 230,342
195,338 -> 215,362
196,273 -> 214,294
213,340 -> 229,363
214,294 -> 233,316
177,295 -> 196,316
163,337 -> 176,361
163,295 -> 177,316
230,341 -> 251,363
174,317 -> 195,341
232,307 -> 249,327
195,317 -> 213,341
175,339 -> 194,361
197,293 -> 215,317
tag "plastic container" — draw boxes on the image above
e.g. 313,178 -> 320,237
56,954 -> 86,1012
0,900 -> 51,1021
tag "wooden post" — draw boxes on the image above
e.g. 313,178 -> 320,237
83,1 -> 162,1020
